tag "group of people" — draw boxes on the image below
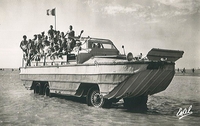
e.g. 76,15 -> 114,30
20,25 -> 81,66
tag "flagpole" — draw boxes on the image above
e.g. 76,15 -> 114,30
55,8 -> 56,30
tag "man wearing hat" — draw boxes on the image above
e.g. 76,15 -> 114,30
73,40 -> 82,55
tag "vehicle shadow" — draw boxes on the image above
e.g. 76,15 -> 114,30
49,93 -> 149,113
49,93 -> 87,104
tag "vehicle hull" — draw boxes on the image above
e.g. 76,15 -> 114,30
20,61 -> 175,99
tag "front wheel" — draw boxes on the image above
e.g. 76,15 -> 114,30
86,87 -> 104,107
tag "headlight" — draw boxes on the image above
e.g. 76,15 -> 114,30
127,52 -> 133,61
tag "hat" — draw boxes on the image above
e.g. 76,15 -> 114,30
76,41 -> 81,44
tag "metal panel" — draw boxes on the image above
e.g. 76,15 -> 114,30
104,64 -> 175,99
147,48 -> 184,62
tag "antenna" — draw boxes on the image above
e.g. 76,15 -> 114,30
122,45 -> 126,55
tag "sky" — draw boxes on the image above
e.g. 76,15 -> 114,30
0,0 -> 200,69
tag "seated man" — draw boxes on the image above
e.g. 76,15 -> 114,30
92,43 -> 96,48
27,39 -> 35,66
97,43 -> 101,48
48,43 -> 55,58
60,38 -> 68,55
138,53 -> 142,59
72,41 -> 82,55
50,44 -> 63,60
43,36 -> 51,56
33,35 -> 44,61
135,53 -> 143,60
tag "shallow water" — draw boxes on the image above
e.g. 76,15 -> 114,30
0,69 -> 200,126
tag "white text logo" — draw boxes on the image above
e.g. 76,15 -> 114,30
176,105 -> 193,119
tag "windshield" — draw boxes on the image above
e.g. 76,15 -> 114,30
87,41 -> 116,49
101,43 -> 116,49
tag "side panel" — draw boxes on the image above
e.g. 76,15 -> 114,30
104,63 -> 175,99
49,82 -> 80,96
20,64 -> 148,84
98,84 -> 118,96
20,74 -> 130,84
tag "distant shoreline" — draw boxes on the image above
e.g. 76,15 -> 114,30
1,68 -> 200,77
0,68 -> 19,71
175,72 -> 200,77
175,69 -> 200,77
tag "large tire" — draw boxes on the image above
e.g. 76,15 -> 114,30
86,87 -> 105,107
34,84 -> 40,94
123,95 -> 148,112
44,86 -> 51,97
34,83 -> 43,95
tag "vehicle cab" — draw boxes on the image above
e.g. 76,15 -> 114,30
73,37 -> 120,64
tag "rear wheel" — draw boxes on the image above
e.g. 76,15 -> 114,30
86,87 -> 105,107
44,86 -> 50,97
34,83 -> 43,95
34,83 -> 39,94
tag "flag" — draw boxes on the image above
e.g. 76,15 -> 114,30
47,8 -> 56,16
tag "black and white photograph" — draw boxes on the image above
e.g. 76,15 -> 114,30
0,0 -> 200,125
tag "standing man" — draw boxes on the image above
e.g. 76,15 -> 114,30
65,25 -> 75,49
27,39 -> 35,66
41,31 -> 46,41
32,34 -> 38,45
48,25 -> 54,39
20,35 -> 28,59
65,25 -> 75,39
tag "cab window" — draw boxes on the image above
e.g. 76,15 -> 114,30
102,43 -> 116,49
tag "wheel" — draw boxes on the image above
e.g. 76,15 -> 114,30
44,86 -> 51,97
86,87 -> 104,107
34,83 -> 43,95
34,84 -> 40,94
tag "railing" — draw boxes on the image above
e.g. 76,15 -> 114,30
22,54 -> 77,67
